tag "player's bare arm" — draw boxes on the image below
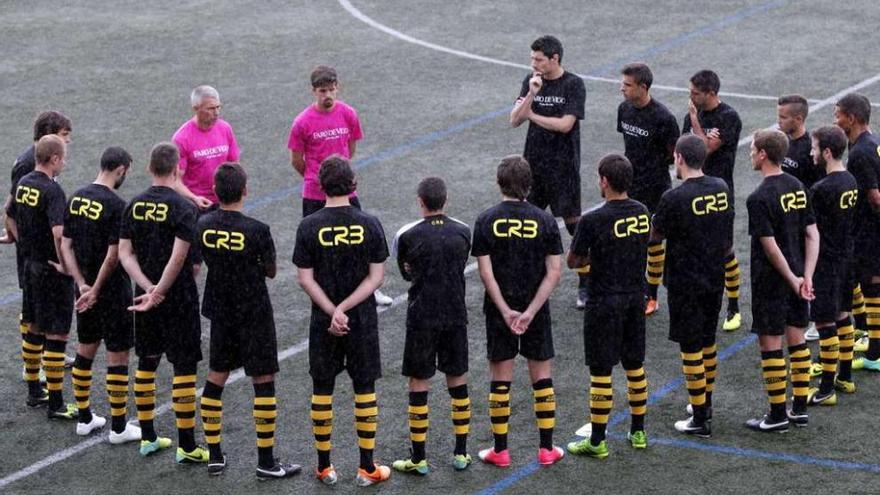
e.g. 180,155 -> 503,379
336,262 -> 385,316
801,223 -> 819,300
867,187 -> 880,214
290,150 -> 306,177
118,239 -> 155,294
49,225 -> 68,275
59,236 -> 89,297
296,267 -> 337,314
78,245 -> 120,313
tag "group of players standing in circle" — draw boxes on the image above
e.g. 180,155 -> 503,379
6,34 -> 880,486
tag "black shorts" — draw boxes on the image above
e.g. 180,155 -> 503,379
630,185 -> 669,214
485,305 -> 554,362
527,170 -> 581,219
751,285 -> 809,335
22,261 -> 74,335
811,259 -> 853,323
309,307 -> 380,383
134,284 -> 202,366
76,294 -> 134,352
583,293 -> 646,368
302,196 -> 361,218
667,289 -> 722,346
401,322 -> 468,379
209,313 -> 279,376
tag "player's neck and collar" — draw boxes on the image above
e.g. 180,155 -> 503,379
32,165 -> 53,179
848,124 -> 872,144
324,195 -> 351,208
632,93 -> 652,110
787,124 -> 807,141
92,171 -> 118,191
602,190 -> 628,202
151,175 -> 177,189
193,116 -> 217,132
702,96 -> 722,112
679,167 -> 705,182
758,161 -> 784,178
420,208 -> 445,219
824,158 -> 846,176
501,194 -> 527,203
219,199 -> 244,213
313,100 -> 338,114
542,66 -> 565,81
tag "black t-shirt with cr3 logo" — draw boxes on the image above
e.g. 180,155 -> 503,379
810,171 -> 858,262
7,170 -> 66,264
570,199 -> 649,297
652,176 -> 734,293
471,200 -> 563,312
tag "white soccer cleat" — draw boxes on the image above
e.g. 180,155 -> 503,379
109,422 -> 142,444
374,290 -> 393,306
76,414 -> 107,436
804,323 -> 819,342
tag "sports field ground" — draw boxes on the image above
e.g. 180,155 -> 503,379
1,1 -> 880,493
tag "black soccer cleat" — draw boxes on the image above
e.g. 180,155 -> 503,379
674,417 -> 711,438
786,410 -> 809,428
745,414 -> 788,433
256,459 -> 302,480
208,454 -> 227,476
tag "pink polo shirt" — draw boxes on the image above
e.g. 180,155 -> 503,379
287,101 -> 363,200
172,118 -> 240,204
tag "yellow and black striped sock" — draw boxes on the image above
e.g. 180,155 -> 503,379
172,367 -> 198,452
408,391 -> 429,462
817,325 -> 839,394
310,391 -> 333,470
724,253 -> 740,313
200,380 -> 223,461
135,358 -> 159,442
837,317 -> 855,382
788,344 -> 811,413
489,381 -> 511,452
532,378 -> 555,450
449,384 -> 470,456
43,339 -> 67,411
72,354 -> 94,423
680,346 -> 707,421
646,240 -> 665,299
355,386 -> 379,471
703,343 -> 718,407
761,350 -> 787,420
864,285 -> 880,360
589,370 -> 612,445
853,285 -> 867,332
254,381 -> 277,468
106,365 -> 129,434
19,314 -> 28,337
625,366 -> 647,433
22,331 -> 44,397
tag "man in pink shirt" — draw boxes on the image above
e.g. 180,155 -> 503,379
173,85 -> 240,210
288,66 -> 363,217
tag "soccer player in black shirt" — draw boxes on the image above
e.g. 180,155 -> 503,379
617,62 -> 680,315
293,156 -> 391,486
683,70 -> 744,332
118,143 -> 207,463
6,135 -> 76,419
510,36 -> 586,307
834,94 -> 880,371
805,126 -> 859,404
59,147 -> 141,442
391,177 -> 473,474
4,111 -> 72,392
651,135 -> 733,437
745,130 -> 818,432
779,95 -> 825,189
196,163 -> 301,479
472,155 -> 564,467
566,154 -> 650,458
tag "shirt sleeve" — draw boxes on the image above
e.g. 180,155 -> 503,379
681,113 -> 692,134
119,202 -> 133,240
663,112 -> 681,151
174,203 -> 197,244
716,109 -> 742,149
291,223 -> 314,268
287,118 -> 306,152
563,77 -> 586,120
107,201 -> 122,245
651,193 -> 672,237
570,215 -> 592,257
368,218 -> 389,264
261,224 -> 277,267
470,216 -> 490,257
544,213 -> 564,255
849,150 -> 879,191
518,75 -> 529,100
173,132 -> 189,174
348,107 -> 364,142
227,124 -> 241,162
47,185 -> 66,227
747,195 -> 774,238
62,197 -> 75,239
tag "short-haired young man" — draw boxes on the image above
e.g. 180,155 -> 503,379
293,156 -> 391,486
566,154 -> 651,457
60,146 -> 142,441
805,126 -> 859,403
834,94 -> 880,371
683,70 -> 744,331
778,95 -> 825,189
119,143 -> 208,462
197,163 -> 301,479
617,62 -> 680,315
391,177 -> 473,475
745,129 -> 819,432
472,155 -> 564,467
7,135 -> 76,418
650,135 -> 734,437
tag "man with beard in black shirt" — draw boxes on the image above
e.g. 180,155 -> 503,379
745,130 -> 818,433
835,94 -> 880,372
804,126 -> 858,404
651,135 -> 733,438
7,135 -> 76,418
197,163 -> 301,479
566,154 -> 650,458
683,70 -> 744,332
119,143 -> 207,463
59,147 -> 141,442
391,177 -> 473,475
472,155 -> 564,467
510,36 -> 586,308
293,156 -> 391,487
617,62 -> 680,315
779,95 -> 825,189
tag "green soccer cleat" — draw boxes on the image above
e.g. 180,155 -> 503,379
452,454 -> 472,471
140,437 -> 172,457
834,378 -> 856,394
392,458 -> 429,475
809,362 -> 823,378
852,357 -> 880,371
854,336 -> 869,353
806,387 -> 837,406
176,446 -> 210,464
722,312 -> 741,332
47,403 -> 79,421
627,430 -> 648,449
566,439 -> 609,459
